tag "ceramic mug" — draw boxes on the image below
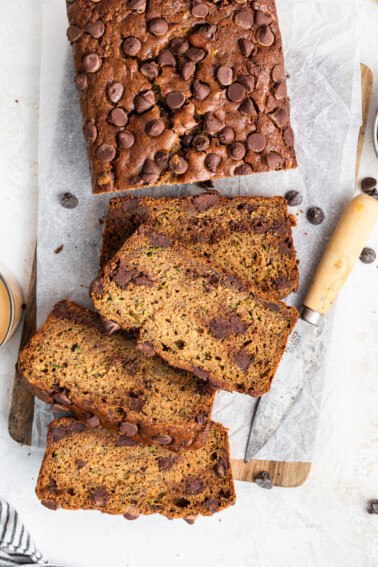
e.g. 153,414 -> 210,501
0,265 -> 23,350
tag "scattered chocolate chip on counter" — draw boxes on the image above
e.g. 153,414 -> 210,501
361,177 -> 377,195
54,245 -> 64,254
255,471 -> 273,490
66,0 -> 296,194
367,500 -> 378,514
60,192 -> 78,209
359,247 -> 376,264
307,206 -> 324,225
284,190 -> 302,207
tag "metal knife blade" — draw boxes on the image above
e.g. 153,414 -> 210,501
245,316 -> 324,462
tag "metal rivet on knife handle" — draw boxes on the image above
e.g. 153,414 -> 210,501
303,194 -> 378,317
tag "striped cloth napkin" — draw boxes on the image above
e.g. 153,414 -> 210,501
0,500 -> 60,566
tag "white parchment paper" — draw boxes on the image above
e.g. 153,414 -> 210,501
34,1 -> 361,460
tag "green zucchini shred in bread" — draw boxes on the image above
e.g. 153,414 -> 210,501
17,301 -> 215,453
91,225 -> 298,396
100,194 -> 299,300
36,417 -> 235,521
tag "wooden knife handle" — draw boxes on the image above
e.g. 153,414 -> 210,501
304,194 -> 378,315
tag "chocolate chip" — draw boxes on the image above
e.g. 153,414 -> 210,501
283,126 -> 294,146
216,65 -> 233,86
109,107 -> 128,127
191,365 -> 210,380
199,24 -> 217,40
157,457 -> 175,471
50,403 -> 67,413
204,498 -> 218,512
152,434 -> 172,445
107,82 -> 124,103
157,49 -> 176,66
225,274 -> 245,291
233,350 -> 253,371
148,18 -> 168,36
227,82 -> 246,102
191,1 -> 208,17
234,163 -> 253,176
235,8 -> 254,29
123,37 -> 141,56
185,477 -> 203,494
74,74 -> 87,90
284,190 -> 302,206
184,515 -> 198,525
129,0 -> 146,11
116,435 -> 138,447
272,64 -> 285,83
360,247 -> 376,264
83,53 -> 101,73
195,411 -> 207,424
367,500 -> 378,514
246,132 -> 266,152
83,123 -> 97,142
141,158 -> 160,183
118,131 -> 135,148
228,142 -> 246,160
76,459 -> 87,469
134,90 -> 155,113
229,314 -> 247,334
119,422 -> 139,436
265,151 -> 284,169
96,144 -> 115,162
60,192 -> 78,209
255,471 -> 273,489
169,155 -> 188,174
67,25 -> 81,42
361,177 -> 377,194
141,227 -> 171,247
179,62 -> 195,84
51,427 -> 67,441
255,10 -> 272,27
130,175 -> 143,186
257,26 -> 274,46
123,505 -> 141,520
86,415 -> 100,428
145,119 -> 165,137
214,459 -> 227,477
89,277 -> 103,296
129,396 -> 145,412
155,150 -> 170,167
41,500 -> 58,510
203,112 -> 222,133
186,47 -> 205,62
238,98 -> 257,116
237,74 -> 255,92
68,421 -> 86,433
218,126 -> 235,144
171,38 -> 189,55
209,317 -> 230,340
273,83 -> 287,100
181,134 -> 193,147
166,91 -> 185,109
239,38 -> 253,57
193,192 -> 219,211
54,389 -> 71,405
306,206 -> 325,225
140,62 -> 159,79
91,486 -> 108,506
192,134 -> 210,151
204,153 -> 221,172
192,80 -> 210,101
85,20 -> 105,38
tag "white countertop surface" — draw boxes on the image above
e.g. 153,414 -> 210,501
0,1 -> 377,565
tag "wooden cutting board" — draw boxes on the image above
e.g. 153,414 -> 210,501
8,64 -> 373,488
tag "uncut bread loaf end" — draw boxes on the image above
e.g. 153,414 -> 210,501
17,301 -> 215,453
91,226 -> 298,396
100,194 -> 299,300
36,417 -> 235,521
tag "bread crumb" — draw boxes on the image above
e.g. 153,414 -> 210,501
54,245 -> 63,254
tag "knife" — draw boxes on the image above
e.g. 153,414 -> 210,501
245,193 -> 378,462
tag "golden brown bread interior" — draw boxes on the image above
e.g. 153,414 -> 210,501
36,417 -> 235,521
18,301 -> 215,452
100,194 -> 299,300
91,225 -> 298,396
